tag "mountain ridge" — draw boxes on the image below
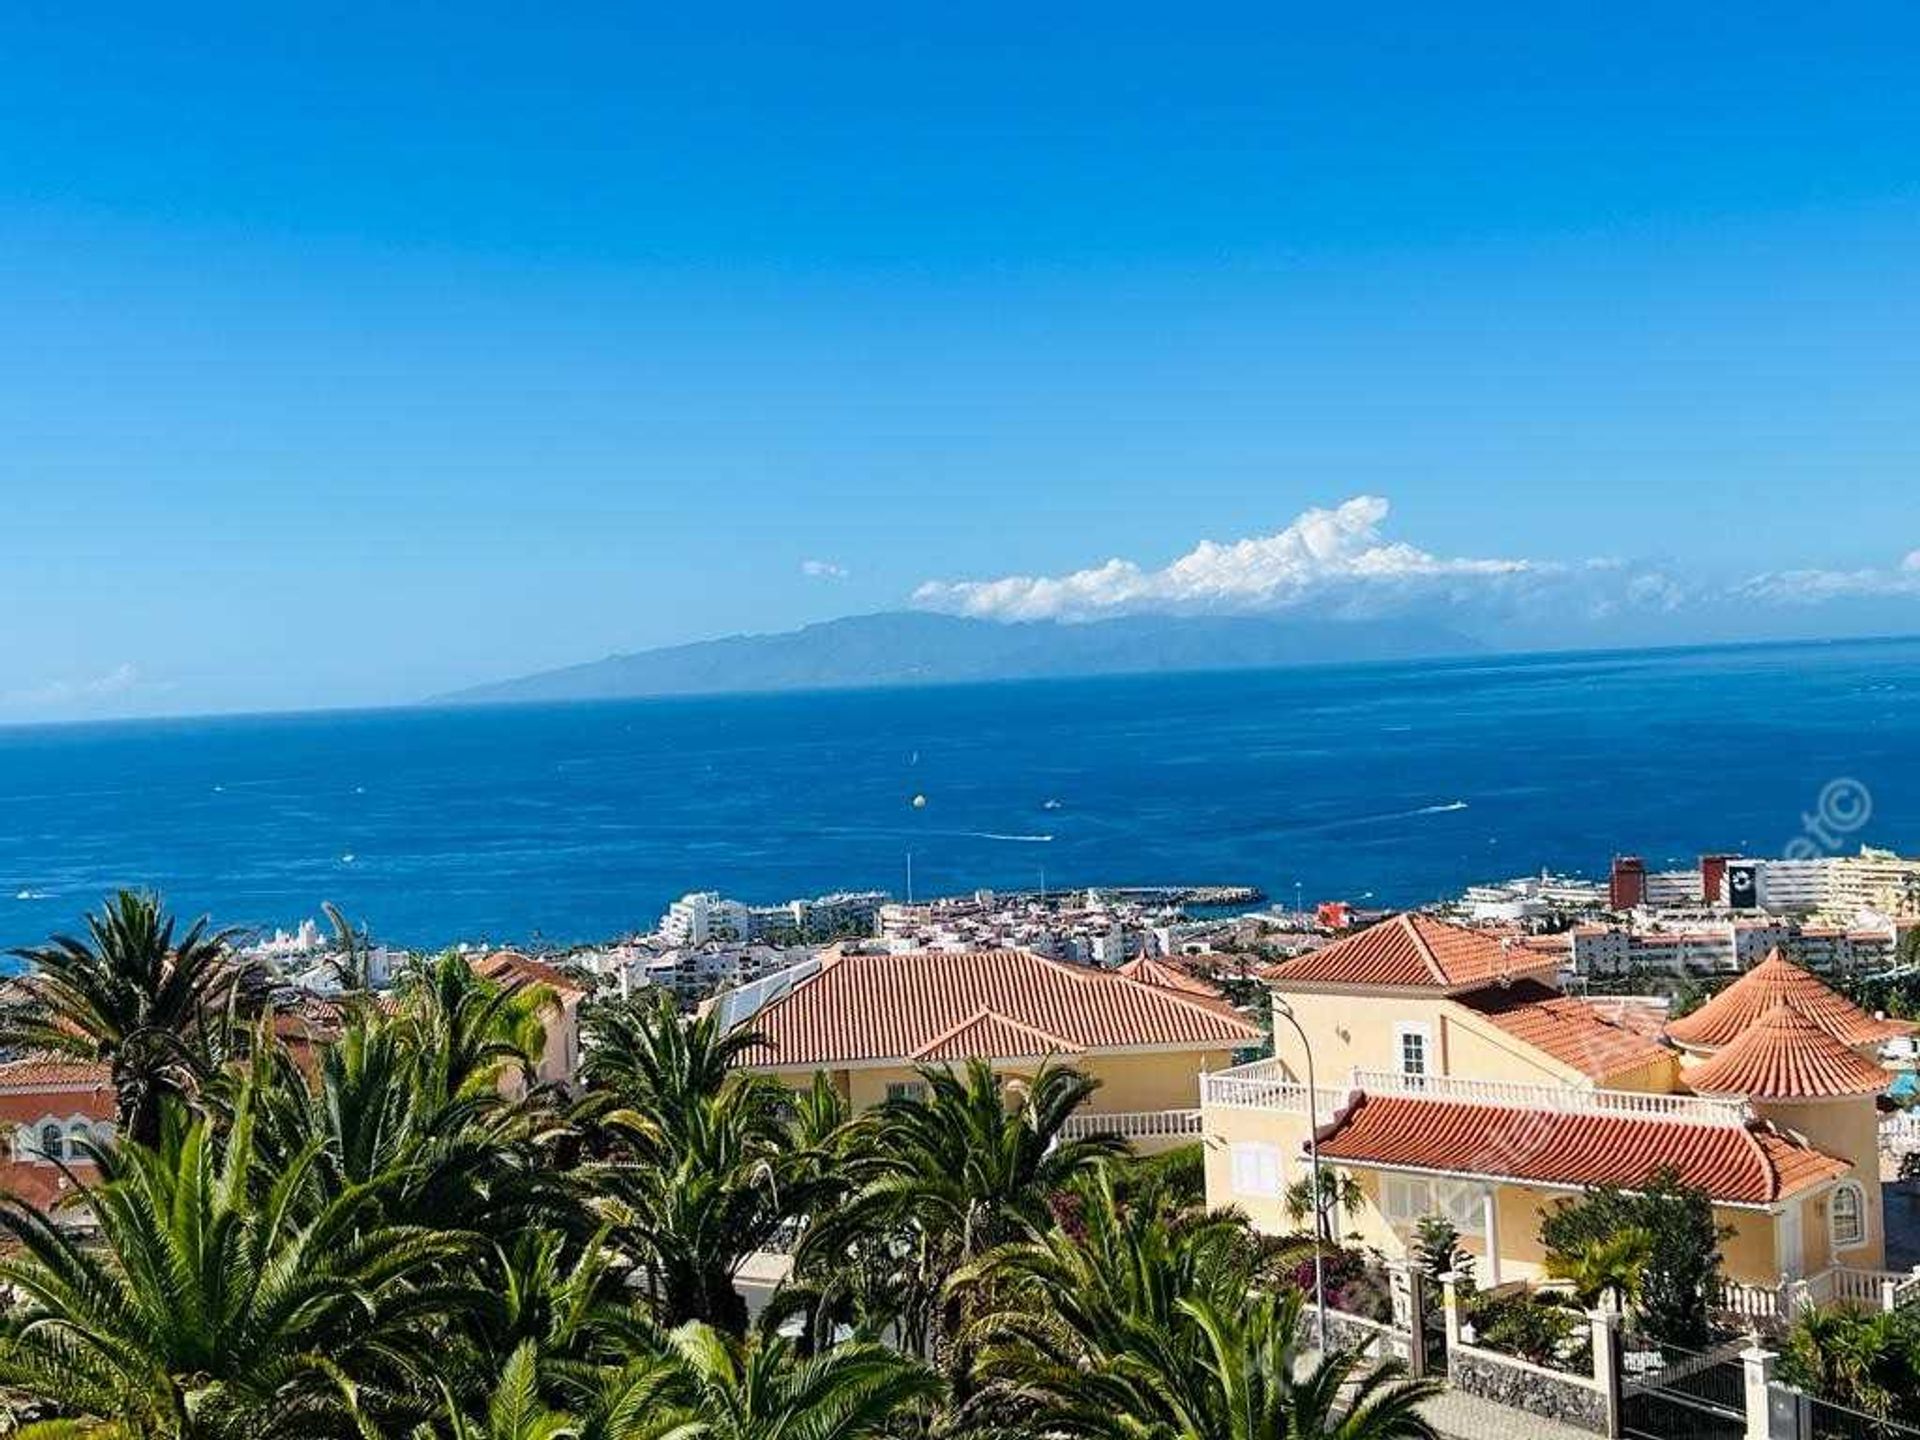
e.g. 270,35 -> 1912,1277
434,610 -> 1485,705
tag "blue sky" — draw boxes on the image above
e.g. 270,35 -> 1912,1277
3,3 -> 1918,719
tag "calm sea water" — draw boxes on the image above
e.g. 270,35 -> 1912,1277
2,639 -> 1918,954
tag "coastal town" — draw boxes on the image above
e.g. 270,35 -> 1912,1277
7,840 -> 1920,1434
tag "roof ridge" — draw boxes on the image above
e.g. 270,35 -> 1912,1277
1101,963 -> 1260,1031
909,1006 -> 1084,1060
1735,1121 -> 1775,1200
1402,913 -> 1449,985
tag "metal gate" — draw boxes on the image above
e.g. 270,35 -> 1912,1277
1620,1335 -> 1749,1440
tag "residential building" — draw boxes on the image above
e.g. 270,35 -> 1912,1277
1828,848 -> 1920,919
0,1058 -> 114,1217
1201,914 -> 1905,1291
472,949 -> 589,1088
659,891 -> 754,946
724,947 -> 1261,1149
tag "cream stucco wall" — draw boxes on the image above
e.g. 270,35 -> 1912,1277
1263,984 -> 1659,1091
1199,1102 -> 1789,1285
1264,990 -> 1453,1084
1201,1101 -> 1314,1233
1752,1096 -> 1885,1271
771,1046 -> 1234,1116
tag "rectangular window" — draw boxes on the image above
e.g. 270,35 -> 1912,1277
1395,1023 -> 1432,1083
1230,1143 -> 1283,1199
884,1081 -> 927,1104
1382,1174 -> 1433,1225
1438,1180 -> 1484,1232
1380,1175 -> 1482,1231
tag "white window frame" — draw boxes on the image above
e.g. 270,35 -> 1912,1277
1229,1142 -> 1283,1199
1382,1173 -> 1433,1226
1394,1022 -> 1434,1082
16,1114 -> 113,1164
1830,1181 -> 1867,1250
1380,1173 -> 1481,1232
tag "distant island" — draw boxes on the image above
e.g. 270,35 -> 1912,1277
433,610 -> 1482,705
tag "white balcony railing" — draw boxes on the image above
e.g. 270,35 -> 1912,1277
1347,1069 -> 1752,1128
1058,1109 -> 1203,1142
1881,1111 -> 1920,1156
1200,1058 -> 1350,1123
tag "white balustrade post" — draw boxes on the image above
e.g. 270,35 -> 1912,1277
1741,1343 -> 1793,1440
1438,1271 -> 1464,1360
1590,1302 -> 1624,1440
1388,1260 -> 1427,1378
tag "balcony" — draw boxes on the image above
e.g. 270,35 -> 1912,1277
1347,1069 -> 1751,1127
1199,1057 -> 1351,1124
1197,1059 -> 1751,1130
1058,1109 -> 1203,1149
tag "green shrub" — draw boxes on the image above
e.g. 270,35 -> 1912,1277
1468,1290 -> 1587,1371
1539,1168 -> 1727,1347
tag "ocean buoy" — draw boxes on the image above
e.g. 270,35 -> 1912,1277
911,793 -> 927,809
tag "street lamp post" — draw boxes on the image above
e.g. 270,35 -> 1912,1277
1271,996 -> 1328,1353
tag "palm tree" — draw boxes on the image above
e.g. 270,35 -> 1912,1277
580,991 -> 762,1134
1544,1227 -> 1654,1313
398,950 -> 550,1104
0,1087 -> 474,1437
1123,1290 -> 1439,1440
641,1323 -> 941,1440
579,995 -> 825,1334
1780,1306 -> 1918,1421
427,1342 -> 583,1440
804,1060 -> 1125,1375
2,889 -> 254,1146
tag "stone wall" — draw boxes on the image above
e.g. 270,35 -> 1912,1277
1448,1344 -> 1609,1434
1296,1306 -> 1420,1368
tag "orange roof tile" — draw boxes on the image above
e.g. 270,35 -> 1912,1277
1315,1093 -> 1849,1206
1665,951 -> 1913,1051
741,949 -> 1260,1069
474,950 -> 587,998
1457,980 -> 1673,1083
910,1010 -> 1084,1062
1686,1001 -> 1891,1099
1264,913 -> 1555,992
1114,955 -> 1250,1021
1579,995 -> 1672,1041
0,1057 -> 113,1092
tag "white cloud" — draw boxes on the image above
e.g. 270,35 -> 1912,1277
1734,553 -> 1920,605
801,559 -> 849,580
6,662 -> 145,709
912,496 -> 1539,623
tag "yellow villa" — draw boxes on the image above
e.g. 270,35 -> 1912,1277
1200,914 -> 1910,1306
723,946 -> 1261,1147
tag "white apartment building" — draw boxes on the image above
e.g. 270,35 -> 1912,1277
659,892 -> 753,946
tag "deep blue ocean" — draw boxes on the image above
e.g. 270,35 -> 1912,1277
2,638 -> 1918,955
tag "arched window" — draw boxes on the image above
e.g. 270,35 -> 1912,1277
1831,1182 -> 1866,1248
36,1122 -> 62,1162
66,1121 -> 95,1161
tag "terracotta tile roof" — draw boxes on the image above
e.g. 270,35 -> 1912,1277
911,1011 -> 1084,1062
474,950 -> 587,998
1314,1093 -> 1850,1206
1264,913 -> 1555,992
1685,1001 -> 1892,1099
1580,995 -> 1672,1041
1665,951 -> 1914,1051
740,948 -> 1261,1068
0,1057 -> 113,1091
1456,980 -> 1673,1082
1117,954 -> 1228,999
